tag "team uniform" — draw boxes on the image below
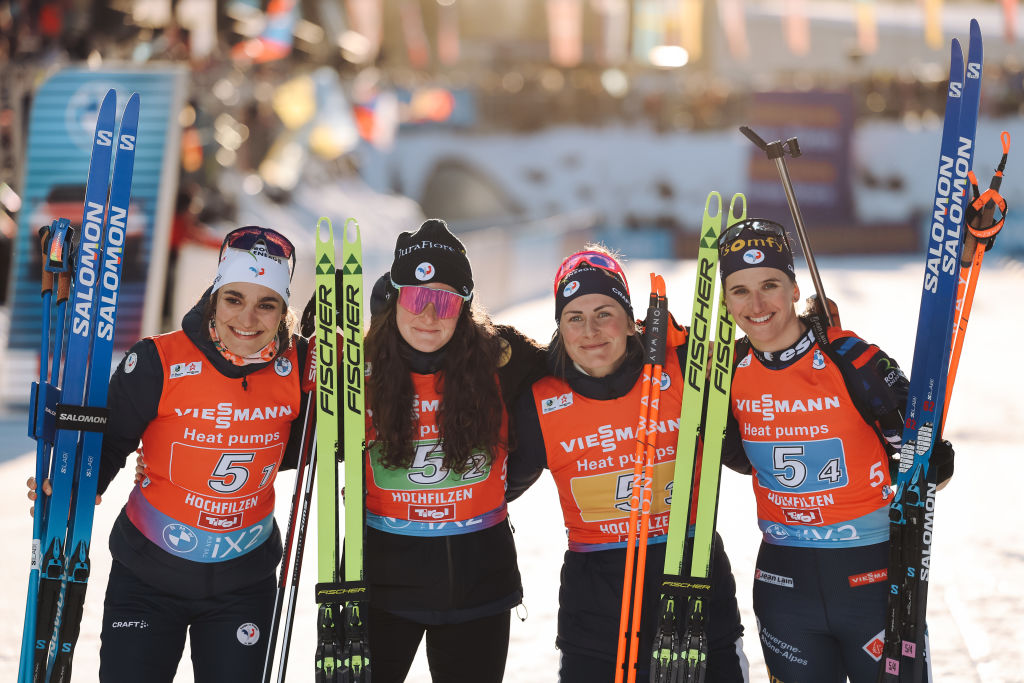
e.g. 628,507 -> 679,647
95,294 -> 307,682
722,321 -> 916,682
510,334 -> 748,683
363,325 -> 545,683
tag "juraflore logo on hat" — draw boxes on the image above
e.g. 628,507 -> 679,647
390,219 -> 474,297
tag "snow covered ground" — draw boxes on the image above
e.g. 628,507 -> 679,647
2,254 -> 1023,682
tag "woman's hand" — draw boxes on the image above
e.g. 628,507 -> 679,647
27,477 -> 101,516
134,449 -> 149,487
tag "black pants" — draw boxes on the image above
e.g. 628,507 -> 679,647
753,541 -> 930,683
368,606 -> 511,683
98,560 -> 275,683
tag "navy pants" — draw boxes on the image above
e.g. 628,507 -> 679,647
368,606 -> 511,683
99,560 -> 275,683
752,541 -> 930,683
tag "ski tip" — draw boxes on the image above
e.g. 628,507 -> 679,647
316,217 -> 333,243
704,191 -> 722,218
343,217 -> 360,245
728,193 -> 747,224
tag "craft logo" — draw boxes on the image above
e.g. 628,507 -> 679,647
237,623 -> 260,646
410,504 -> 456,522
125,352 -> 138,374
754,568 -> 794,588
415,262 -> 435,281
782,508 -> 823,525
813,349 -> 826,370
743,249 -> 765,264
162,524 -> 198,553
170,361 -> 202,379
848,569 -> 887,587
274,356 -> 292,377
198,512 -> 243,531
863,630 -> 885,661
562,280 -> 580,297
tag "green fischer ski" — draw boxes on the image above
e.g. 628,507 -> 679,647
651,192 -> 745,682
314,217 -> 371,683
338,219 -> 370,679
314,217 -> 341,681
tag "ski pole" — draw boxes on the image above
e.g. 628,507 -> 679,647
615,275 -> 668,683
263,340 -> 318,682
945,131 -> 1009,417
278,446 -> 317,682
739,125 -> 834,327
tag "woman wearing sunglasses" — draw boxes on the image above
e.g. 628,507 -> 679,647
28,226 -> 309,680
507,246 -> 748,683
717,218 -> 952,682
361,219 -> 546,682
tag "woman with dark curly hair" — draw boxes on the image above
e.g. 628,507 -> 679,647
361,218 -> 545,683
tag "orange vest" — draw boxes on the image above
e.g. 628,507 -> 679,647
365,372 -> 509,536
125,330 -> 300,562
730,338 -> 892,548
532,352 -> 686,551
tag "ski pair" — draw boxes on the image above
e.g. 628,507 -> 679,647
20,89 -> 140,683
314,218 -> 372,682
614,272 -> 669,683
880,20 -> 983,682
648,192 -> 744,683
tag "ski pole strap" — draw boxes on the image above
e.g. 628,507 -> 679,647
315,581 -> 369,605
55,404 -> 110,433
642,274 -> 668,366
658,576 -> 713,599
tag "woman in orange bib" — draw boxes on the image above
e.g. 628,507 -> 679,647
508,246 -> 748,683
28,226 -> 309,682
718,218 -> 953,682
361,219 -> 545,683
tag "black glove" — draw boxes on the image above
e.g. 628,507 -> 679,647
932,439 -> 955,484
301,290 -> 316,337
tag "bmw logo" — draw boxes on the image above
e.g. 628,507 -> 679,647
162,524 -> 199,553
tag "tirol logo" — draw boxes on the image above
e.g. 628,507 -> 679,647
812,349 -> 826,370
274,356 -> 292,377
410,504 -> 456,522
237,623 -> 260,646
162,524 -> 198,553
125,352 -> 138,374
743,249 -> 765,264
415,262 -> 435,281
863,630 -> 885,661
782,508 -> 823,525
659,372 -> 671,391
198,512 -> 242,531
562,280 -> 580,297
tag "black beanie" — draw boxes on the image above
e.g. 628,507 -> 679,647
390,219 -> 473,297
554,264 -> 633,322
718,218 -> 796,282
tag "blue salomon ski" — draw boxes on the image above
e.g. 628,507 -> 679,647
19,89 -> 140,683
880,20 -> 982,682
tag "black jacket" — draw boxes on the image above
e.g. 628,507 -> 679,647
100,290 -> 308,598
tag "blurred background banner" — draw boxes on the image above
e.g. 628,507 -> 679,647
4,67 -> 187,401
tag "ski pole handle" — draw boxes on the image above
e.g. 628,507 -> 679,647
739,125 -> 833,327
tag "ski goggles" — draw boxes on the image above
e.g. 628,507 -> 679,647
393,283 -> 470,319
220,226 -> 296,272
553,250 -> 629,297
718,219 -> 792,253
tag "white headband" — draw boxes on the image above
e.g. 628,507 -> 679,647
212,246 -> 291,305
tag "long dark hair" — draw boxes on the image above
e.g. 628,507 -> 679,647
366,296 -> 505,474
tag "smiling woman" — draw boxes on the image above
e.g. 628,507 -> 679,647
26,225 -> 310,682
